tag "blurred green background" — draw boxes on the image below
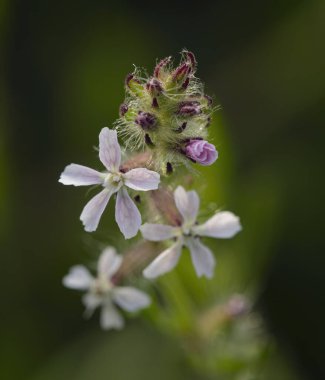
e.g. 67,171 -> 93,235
1,0 -> 324,379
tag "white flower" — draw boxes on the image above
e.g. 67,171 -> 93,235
141,186 -> 242,279
59,127 -> 160,239
63,247 -> 151,330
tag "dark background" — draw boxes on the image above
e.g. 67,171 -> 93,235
0,0 -> 324,379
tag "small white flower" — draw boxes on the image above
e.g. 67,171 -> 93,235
59,127 -> 160,238
63,247 -> 151,330
141,186 -> 242,279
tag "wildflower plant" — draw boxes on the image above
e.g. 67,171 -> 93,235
59,51 -> 268,378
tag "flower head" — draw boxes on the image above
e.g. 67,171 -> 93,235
115,51 -> 217,174
63,247 -> 151,330
59,127 -> 160,238
141,186 -> 241,279
185,139 -> 218,165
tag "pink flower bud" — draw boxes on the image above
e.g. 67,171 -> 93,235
135,111 -> 157,131
178,101 -> 201,116
154,56 -> 171,78
185,139 -> 218,165
146,78 -> 163,97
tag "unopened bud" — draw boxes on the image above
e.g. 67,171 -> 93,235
154,56 -> 171,78
135,111 -> 157,131
184,139 -> 218,166
172,62 -> 191,85
125,73 -> 144,97
185,51 -> 197,68
146,78 -> 163,97
178,101 -> 201,116
119,103 -> 128,117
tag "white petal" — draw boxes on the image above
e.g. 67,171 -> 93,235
174,186 -> 199,224
140,223 -> 180,241
192,211 -> 242,238
100,303 -> 124,330
99,127 -> 121,172
59,164 -> 103,186
113,287 -> 151,312
123,168 -> 160,191
115,188 -> 141,239
186,238 -> 216,279
143,240 -> 182,279
80,188 -> 112,232
97,247 -> 123,277
82,293 -> 102,317
62,265 -> 93,290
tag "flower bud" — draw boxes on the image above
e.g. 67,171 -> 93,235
184,139 -> 218,165
172,51 -> 197,88
125,73 -> 144,97
146,78 -> 163,97
178,101 -> 201,116
172,62 -> 191,83
154,56 -> 171,79
119,103 -> 128,117
135,111 -> 157,131
185,50 -> 197,68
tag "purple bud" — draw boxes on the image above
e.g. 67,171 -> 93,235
154,56 -> 171,78
172,51 -> 197,87
119,103 -> 128,117
146,78 -> 163,97
135,111 -> 157,131
178,101 -> 201,116
184,139 -> 218,165
185,51 -> 197,68
172,62 -> 191,84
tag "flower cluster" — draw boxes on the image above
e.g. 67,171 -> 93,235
115,50 -> 218,174
60,51 -> 241,330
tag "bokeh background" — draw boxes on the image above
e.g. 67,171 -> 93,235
1,0 -> 324,379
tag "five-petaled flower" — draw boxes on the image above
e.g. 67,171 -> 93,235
59,127 -> 160,239
141,186 -> 242,279
63,247 -> 151,330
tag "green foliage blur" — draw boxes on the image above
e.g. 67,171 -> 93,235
0,0 -> 324,379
